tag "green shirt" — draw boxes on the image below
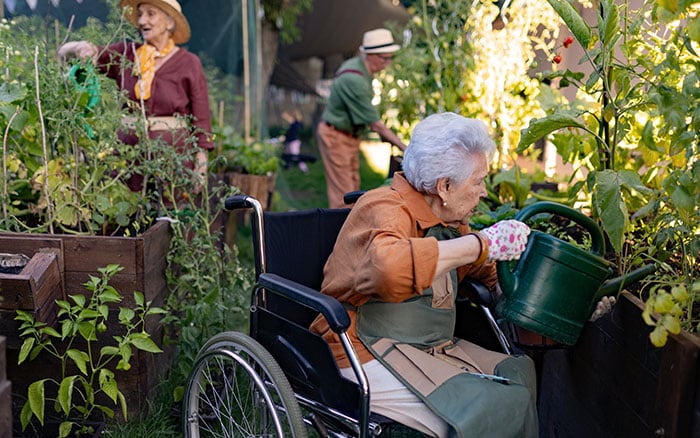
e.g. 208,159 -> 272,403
321,56 -> 380,134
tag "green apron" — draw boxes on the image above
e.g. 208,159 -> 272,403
356,225 -> 538,438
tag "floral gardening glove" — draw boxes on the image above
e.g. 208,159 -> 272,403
480,220 -> 531,261
589,296 -> 617,321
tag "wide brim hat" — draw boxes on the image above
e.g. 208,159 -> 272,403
120,0 -> 191,44
359,28 -> 400,54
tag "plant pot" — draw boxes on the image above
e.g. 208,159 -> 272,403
0,221 -> 172,421
224,171 -> 276,210
537,291 -> 700,437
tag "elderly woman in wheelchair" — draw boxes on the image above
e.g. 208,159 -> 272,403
310,112 -> 538,437
184,112 -> 549,438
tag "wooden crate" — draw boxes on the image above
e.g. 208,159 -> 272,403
0,251 -> 63,327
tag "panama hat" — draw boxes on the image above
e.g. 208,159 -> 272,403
120,0 -> 191,44
359,28 -> 400,54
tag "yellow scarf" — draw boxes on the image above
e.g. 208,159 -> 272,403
133,38 -> 175,100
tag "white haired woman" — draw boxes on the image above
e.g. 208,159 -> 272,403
58,0 -> 212,196
311,112 -> 538,437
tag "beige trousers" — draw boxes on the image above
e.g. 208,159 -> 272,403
317,122 -> 361,209
341,359 -> 449,437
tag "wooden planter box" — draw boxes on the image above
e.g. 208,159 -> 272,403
0,336 -> 11,438
536,291 -> 700,437
0,221 -> 171,420
215,171 -> 276,247
225,171 -> 276,209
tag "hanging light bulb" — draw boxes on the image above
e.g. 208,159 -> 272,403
26,0 -> 38,11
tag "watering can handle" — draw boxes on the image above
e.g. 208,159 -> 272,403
514,201 -> 606,256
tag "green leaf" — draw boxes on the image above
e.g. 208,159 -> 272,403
78,322 -> 97,341
67,349 -> 89,375
657,0 -> 678,13
0,83 -> 26,104
28,380 -> 46,425
18,338 -> 35,364
119,308 -> 135,324
130,333 -> 163,353
20,401 -> 33,430
41,326 -> 61,338
594,170 -> 628,253
99,346 -> 118,358
118,391 -> 128,421
70,294 -> 86,308
600,0 -> 620,49
57,376 -> 77,415
687,15 -> 700,42
59,422 -> 74,438
95,404 -> 116,418
619,170 -> 652,195
671,186 -> 695,212
134,291 -> 145,307
546,0 -> 591,48
97,304 -> 109,320
173,385 -> 185,402
99,369 -> 119,403
517,114 -> 588,153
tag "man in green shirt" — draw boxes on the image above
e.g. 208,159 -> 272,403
317,28 -> 407,208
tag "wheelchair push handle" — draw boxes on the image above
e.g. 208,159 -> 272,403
225,194 -> 260,211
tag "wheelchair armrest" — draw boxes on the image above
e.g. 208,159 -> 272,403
458,278 -> 493,306
258,273 -> 351,333
343,190 -> 366,205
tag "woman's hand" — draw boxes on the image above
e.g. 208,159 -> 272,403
589,296 -> 616,321
58,41 -> 97,63
480,220 -> 530,261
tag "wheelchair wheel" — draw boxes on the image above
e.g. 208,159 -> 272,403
183,331 -> 307,437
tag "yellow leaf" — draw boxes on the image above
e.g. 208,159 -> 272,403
649,325 -> 668,347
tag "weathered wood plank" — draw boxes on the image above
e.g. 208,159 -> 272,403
537,292 -> 700,437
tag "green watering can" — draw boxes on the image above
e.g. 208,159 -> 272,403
496,201 -> 656,345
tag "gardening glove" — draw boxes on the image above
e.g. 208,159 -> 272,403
589,296 -> 617,322
480,220 -> 531,261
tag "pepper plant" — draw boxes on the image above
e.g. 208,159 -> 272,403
15,264 -> 166,437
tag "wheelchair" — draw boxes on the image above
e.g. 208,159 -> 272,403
183,193 -> 514,437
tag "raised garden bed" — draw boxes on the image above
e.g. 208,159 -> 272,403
537,291 -> 700,437
0,221 -> 172,420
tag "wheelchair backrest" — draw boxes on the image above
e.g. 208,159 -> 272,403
261,208 -> 350,326
254,207 -> 365,422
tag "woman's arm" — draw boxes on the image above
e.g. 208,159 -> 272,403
58,41 -> 98,62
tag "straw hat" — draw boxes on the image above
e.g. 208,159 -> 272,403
359,28 -> 400,54
120,0 -> 191,44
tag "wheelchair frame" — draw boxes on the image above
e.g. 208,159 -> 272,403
183,194 -> 513,437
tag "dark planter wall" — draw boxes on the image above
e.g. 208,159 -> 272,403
537,292 -> 700,437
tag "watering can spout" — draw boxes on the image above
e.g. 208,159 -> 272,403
596,263 -> 658,298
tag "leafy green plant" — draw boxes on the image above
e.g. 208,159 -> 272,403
516,0 -> 699,345
15,264 -> 166,437
211,123 -> 280,175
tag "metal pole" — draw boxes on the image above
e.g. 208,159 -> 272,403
241,0 -> 251,141
254,0 -> 263,137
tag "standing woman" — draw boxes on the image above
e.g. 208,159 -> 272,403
58,0 -> 213,196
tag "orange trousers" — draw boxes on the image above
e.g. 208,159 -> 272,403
317,122 -> 361,209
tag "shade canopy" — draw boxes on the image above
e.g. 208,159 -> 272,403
282,0 -> 410,61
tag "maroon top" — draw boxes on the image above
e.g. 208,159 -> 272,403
97,41 -> 214,151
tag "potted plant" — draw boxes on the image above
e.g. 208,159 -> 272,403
210,122 -> 280,209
